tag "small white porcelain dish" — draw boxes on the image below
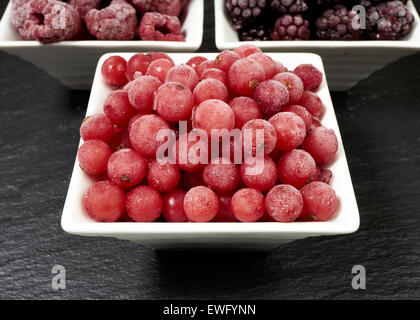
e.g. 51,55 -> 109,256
214,0 -> 420,91
0,0 -> 203,89
61,52 -> 360,251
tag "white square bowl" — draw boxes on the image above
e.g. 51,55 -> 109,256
61,52 -> 360,251
0,0 -> 203,89
215,0 -> 420,91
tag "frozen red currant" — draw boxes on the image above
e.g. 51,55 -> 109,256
274,60 -> 287,74
147,51 -> 174,63
201,68 -> 228,87
240,156 -> 277,192
129,114 -> 170,158
183,186 -> 219,222
315,168 -> 333,184
196,60 -> 216,78
146,58 -> 174,83
214,50 -> 240,73
78,139 -> 111,175
155,82 -> 194,122
242,119 -> 277,156
265,184 -> 303,222
273,72 -> 304,104
228,59 -> 265,96
234,44 -> 262,58
101,55 -> 128,87
193,78 -> 228,105
103,90 -> 137,129
126,75 -> 161,114
229,96 -> 263,129
269,112 -> 306,151
108,131 -> 132,152
181,169 -> 205,189
283,104 -> 313,133
80,114 -> 114,143
82,181 -> 125,222
107,148 -> 147,188
147,159 -> 181,192
192,99 -> 235,136
231,188 -> 265,222
186,56 -> 207,72
254,80 -> 289,117
126,53 -> 153,81
202,157 -> 240,194
173,132 -> 209,172
165,64 -> 199,91
126,185 -> 163,222
294,64 -> 323,91
163,189 -> 188,222
300,182 -> 338,221
248,53 -> 277,79
302,127 -> 338,165
298,91 -> 324,119
277,149 -> 316,188
213,193 -> 238,222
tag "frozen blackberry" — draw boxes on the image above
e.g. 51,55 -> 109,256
360,0 -> 407,8
270,0 -> 308,14
366,1 -> 414,40
270,14 -> 310,40
225,0 -> 268,31
315,0 -> 343,5
240,24 -> 271,40
315,5 -> 363,40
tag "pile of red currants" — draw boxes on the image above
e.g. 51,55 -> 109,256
79,45 -> 339,223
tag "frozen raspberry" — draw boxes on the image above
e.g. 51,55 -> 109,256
192,99 -> 235,137
247,53 -> 277,79
103,90 -> 137,129
186,56 -> 208,72
213,193 -> 238,222
253,80 -> 289,117
184,186 -> 219,222
201,68 -> 228,87
68,0 -> 101,18
108,131 -> 132,152
78,140 -> 112,175
268,112 -> 306,151
147,160 -> 181,192
270,14 -> 310,40
127,0 -> 152,13
165,64 -> 199,91
298,91 -> 324,119
229,96 -> 263,129
214,50 -> 240,74
11,0 -> 39,40
202,158 -> 240,194
173,133 -> 209,172
80,114 -> 114,143
107,148 -> 147,188
82,181 -> 125,222
126,75 -> 161,113
126,54 -> 153,82
234,44 -> 262,58
242,119 -> 277,156
277,149 -> 316,188
101,55 -> 128,88
126,185 -> 163,222
300,182 -> 338,221
139,12 -> 185,41
193,79 -> 228,105
240,156 -> 277,192
265,184 -> 303,222
163,189 -> 188,222
302,127 -> 338,165
155,82 -> 195,122
228,59 -> 266,96
294,64 -> 323,92
231,188 -> 265,222
283,104 -> 312,133
85,0 -> 137,40
146,58 -> 175,83
150,0 -> 182,16
273,72 -> 304,104
129,114 -> 170,158
24,0 -> 82,43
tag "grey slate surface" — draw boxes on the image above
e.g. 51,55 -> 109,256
0,0 -> 419,299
